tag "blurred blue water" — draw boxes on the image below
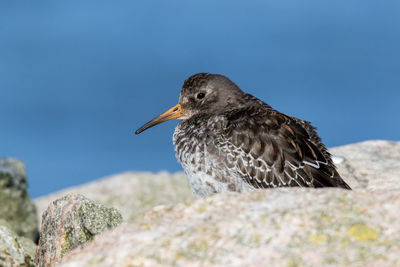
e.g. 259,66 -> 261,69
0,1 -> 399,197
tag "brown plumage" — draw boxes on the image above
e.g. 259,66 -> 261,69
136,73 -> 350,197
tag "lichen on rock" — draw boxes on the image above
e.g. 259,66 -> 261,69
59,189 -> 400,267
0,222 -> 36,267
35,193 -> 122,267
34,172 -> 194,224
0,158 -> 38,241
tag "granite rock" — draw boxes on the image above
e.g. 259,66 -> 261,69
0,220 -> 36,267
59,188 -> 400,267
35,172 -> 194,223
35,193 -> 122,267
331,140 -> 400,190
0,158 -> 38,241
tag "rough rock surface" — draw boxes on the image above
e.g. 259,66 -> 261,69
35,193 -> 123,267
60,189 -> 400,267
0,220 -> 36,267
35,172 -> 194,223
0,158 -> 38,241
331,140 -> 400,190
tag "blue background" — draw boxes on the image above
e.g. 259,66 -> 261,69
1,1 -> 399,197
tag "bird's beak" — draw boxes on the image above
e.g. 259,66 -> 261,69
135,104 -> 183,135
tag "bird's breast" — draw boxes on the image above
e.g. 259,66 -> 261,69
173,118 -> 213,171
173,116 -> 254,197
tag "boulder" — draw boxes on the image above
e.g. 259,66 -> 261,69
0,158 -> 38,241
59,189 -> 400,267
0,219 -> 36,267
35,193 -> 122,267
331,140 -> 400,190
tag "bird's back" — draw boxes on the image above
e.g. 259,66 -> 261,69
174,93 -> 350,197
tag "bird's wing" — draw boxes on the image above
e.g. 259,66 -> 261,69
213,106 -> 350,189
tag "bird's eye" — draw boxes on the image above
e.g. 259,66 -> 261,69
197,92 -> 205,99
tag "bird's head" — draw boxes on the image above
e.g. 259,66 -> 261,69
135,73 -> 245,135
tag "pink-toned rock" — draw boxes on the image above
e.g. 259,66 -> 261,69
0,222 -> 36,267
34,172 -> 193,224
331,140 -> 400,190
60,188 -> 400,267
35,193 -> 122,267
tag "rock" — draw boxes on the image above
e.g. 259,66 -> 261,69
0,220 -> 36,267
18,236 -> 38,264
35,193 -> 123,267
35,172 -> 194,223
0,158 -> 38,241
59,189 -> 400,267
331,140 -> 400,190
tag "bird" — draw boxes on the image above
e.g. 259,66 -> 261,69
135,73 -> 351,197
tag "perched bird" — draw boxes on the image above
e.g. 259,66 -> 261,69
135,73 -> 351,197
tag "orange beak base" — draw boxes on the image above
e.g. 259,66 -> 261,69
135,104 -> 182,135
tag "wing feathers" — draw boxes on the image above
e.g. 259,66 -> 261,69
218,105 -> 350,190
